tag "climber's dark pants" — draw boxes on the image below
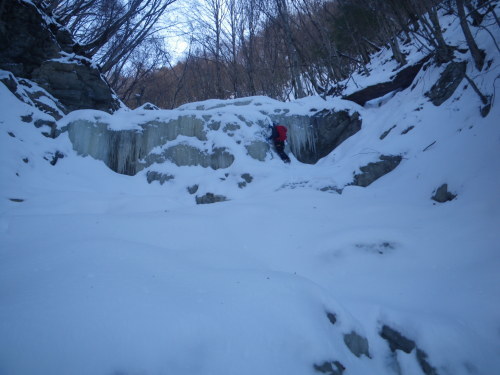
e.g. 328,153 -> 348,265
273,140 -> 290,163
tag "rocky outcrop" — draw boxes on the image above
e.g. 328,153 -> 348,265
274,109 -> 362,164
309,110 -> 362,164
32,58 -> 121,113
0,0 -> 120,113
425,61 -> 467,106
343,55 -> 432,106
352,155 -> 402,187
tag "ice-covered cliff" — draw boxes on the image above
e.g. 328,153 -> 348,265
60,96 -> 361,177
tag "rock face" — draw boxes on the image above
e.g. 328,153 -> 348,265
0,0 -> 120,113
32,58 -> 121,113
343,55 -> 432,106
273,109 -> 362,164
425,61 -> 467,106
352,155 -> 402,187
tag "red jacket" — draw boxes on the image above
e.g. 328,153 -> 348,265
275,125 -> 287,141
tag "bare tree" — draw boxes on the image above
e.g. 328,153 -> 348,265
456,0 -> 486,70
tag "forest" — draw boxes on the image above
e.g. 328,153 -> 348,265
35,0 -> 497,108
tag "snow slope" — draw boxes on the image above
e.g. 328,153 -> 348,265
1,10 -> 499,375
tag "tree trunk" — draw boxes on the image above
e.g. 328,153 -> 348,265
457,0 -> 485,70
464,0 -> 485,25
276,0 -> 306,98
426,4 -> 454,64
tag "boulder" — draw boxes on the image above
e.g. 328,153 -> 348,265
431,183 -> 456,203
425,61 -> 467,106
343,331 -> 371,358
352,155 -> 402,187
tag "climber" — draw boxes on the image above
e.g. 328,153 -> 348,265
269,123 -> 291,163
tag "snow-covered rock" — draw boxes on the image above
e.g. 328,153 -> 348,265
0,0 -> 121,113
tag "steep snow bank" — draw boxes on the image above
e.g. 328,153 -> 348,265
1,7 -> 500,375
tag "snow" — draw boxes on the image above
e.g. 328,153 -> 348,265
1,9 -> 500,375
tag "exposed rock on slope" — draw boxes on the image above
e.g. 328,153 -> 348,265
0,0 -> 120,113
343,55 -> 432,106
425,61 -> 467,106
352,155 -> 403,187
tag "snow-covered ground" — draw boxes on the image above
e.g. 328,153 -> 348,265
1,10 -> 499,375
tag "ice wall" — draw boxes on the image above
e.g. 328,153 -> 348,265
66,113 -> 267,175
270,114 -> 317,161
65,96 -> 361,175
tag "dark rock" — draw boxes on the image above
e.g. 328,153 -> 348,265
352,155 -> 402,187
0,0 -> 120,113
313,361 -> 345,375
298,110 -> 362,164
146,171 -> 174,185
187,185 -> 199,194
326,312 -> 337,325
241,173 -> 253,184
34,119 -> 57,138
380,125 -> 396,140
343,55 -> 432,106
380,325 -> 439,375
8,132 -> 15,138
319,186 -> 343,194
50,151 -> 64,166
0,72 -> 26,103
343,331 -> 371,358
432,183 -> 456,203
26,89 -> 64,120
22,158 -> 29,163
195,193 -> 228,205
238,173 -> 254,188
21,114 -> 33,123
425,61 -> 467,106
401,125 -> 415,134
32,59 -> 121,113
380,325 -> 416,353
9,198 -> 25,203
0,0 -> 60,76
416,349 -> 439,375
